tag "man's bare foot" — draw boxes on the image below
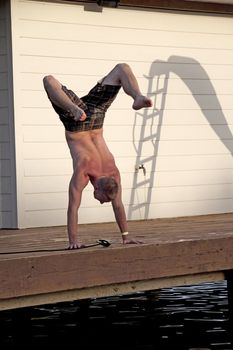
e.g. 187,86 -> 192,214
132,95 -> 153,110
70,105 -> 87,122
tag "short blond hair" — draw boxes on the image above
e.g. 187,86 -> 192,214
98,177 -> 118,200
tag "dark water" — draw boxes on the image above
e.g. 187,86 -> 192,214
0,281 -> 232,350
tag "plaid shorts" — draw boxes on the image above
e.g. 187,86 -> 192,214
50,82 -> 121,132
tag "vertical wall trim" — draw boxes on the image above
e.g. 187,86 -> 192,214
9,0 -> 24,228
5,0 -> 17,228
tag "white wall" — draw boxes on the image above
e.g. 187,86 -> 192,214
10,0 -> 233,228
0,0 -> 17,228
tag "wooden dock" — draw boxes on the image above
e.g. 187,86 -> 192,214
1,212 -> 233,311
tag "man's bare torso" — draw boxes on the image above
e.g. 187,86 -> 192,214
65,128 -> 120,185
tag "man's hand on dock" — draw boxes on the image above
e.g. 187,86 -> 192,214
68,242 -> 86,249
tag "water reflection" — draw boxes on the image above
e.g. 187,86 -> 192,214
0,281 -> 231,349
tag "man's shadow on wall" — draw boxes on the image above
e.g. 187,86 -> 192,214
128,55 -> 233,220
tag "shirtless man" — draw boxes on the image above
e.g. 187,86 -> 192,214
43,63 -> 153,249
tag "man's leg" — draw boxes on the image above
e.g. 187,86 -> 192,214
43,75 -> 86,121
102,63 -> 153,110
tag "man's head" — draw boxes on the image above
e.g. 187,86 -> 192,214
94,176 -> 119,204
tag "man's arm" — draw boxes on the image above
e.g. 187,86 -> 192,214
111,183 -> 143,245
67,171 -> 89,249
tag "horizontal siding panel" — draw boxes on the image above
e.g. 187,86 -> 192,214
21,89 -> 130,108
106,140 -> 230,157
157,139 -> 233,156
115,154 -> 233,172
24,192 -> 68,211
146,198 -> 233,220
155,110 -> 233,126
24,176 -> 71,193
124,185 -> 233,205
107,140 -> 233,156
24,159 -> 72,176
156,78 -> 233,96
108,153 -> 232,176
86,198 -> 231,222
21,106 -> 233,127
19,73 -> 233,96
23,183 -> 233,211
150,169 -> 233,187
149,183 -> 233,204
23,126 -> 65,142
115,169 -> 233,189
19,56 -> 233,78
23,190 -> 115,213
23,152 -> 232,177
19,46 -> 233,67
20,73 -> 104,91
18,2 -> 233,34
23,143 -> 70,159
124,170 -> 233,190
20,17 -> 233,50
162,93 -> 233,110
106,124 -> 233,141
24,209 -> 67,227
22,124 -> 233,142
24,205 -> 116,227
150,154 -> 233,172
20,88 -> 233,111
21,106 -> 136,127
78,205 -> 116,225
22,138 -> 233,157
24,198 -> 233,227
23,168 -> 233,195
19,73 -> 233,118
20,27 -> 233,52
45,72 -> 226,94
22,108 -> 61,126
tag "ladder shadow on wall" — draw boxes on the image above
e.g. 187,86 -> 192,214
128,55 -> 233,220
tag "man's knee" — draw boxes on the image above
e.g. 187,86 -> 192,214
115,63 -> 130,72
43,75 -> 56,90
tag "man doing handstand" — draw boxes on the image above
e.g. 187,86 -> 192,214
43,63 -> 153,249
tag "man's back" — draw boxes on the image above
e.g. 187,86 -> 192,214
65,128 -> 119,183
